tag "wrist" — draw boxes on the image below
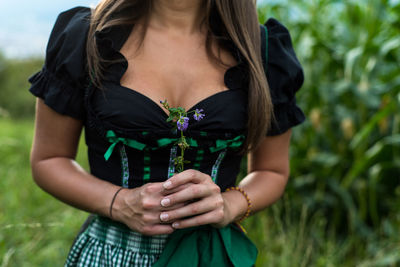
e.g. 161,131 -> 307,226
109,187 -> 128,221
222,189 -> 249,223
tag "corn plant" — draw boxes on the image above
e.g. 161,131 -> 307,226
258,0 -> 400,235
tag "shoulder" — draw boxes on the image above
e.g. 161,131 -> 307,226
53,6 -> 92,30
259,18 -> 292,56
47,6 -> 92,56
27,7 -> 92,120
259,18 -> 306,135
44,6 -> 92,83
263,18 -> 291,37
48,6 -> 91,45
259,18 -> 304,96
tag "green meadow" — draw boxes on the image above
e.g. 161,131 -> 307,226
1,0 -> 400,266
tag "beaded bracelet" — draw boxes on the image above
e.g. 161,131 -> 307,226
109,187 -> 125,219
225,186 -> 252,223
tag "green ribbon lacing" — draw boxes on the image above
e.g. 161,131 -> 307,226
105,131 -> 245,159
104,130 -> 199,161
193,149 -> 204,170
104,131 -> 245,182
209,135 -> 245,153
104,131 -> 146,161
105,131 -> 245,160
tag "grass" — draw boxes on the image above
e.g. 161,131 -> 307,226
0,118 -> 399,266
0,118 -> 88,266
245,198 -> 400,267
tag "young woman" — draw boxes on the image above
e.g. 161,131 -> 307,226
29,0 -> 305,266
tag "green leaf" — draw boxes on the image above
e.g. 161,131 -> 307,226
342,134 -> 400,188
350,101 -> 396,150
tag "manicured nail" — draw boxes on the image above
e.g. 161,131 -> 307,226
163,181 -> 172,189
161,198 -> 171,207
160,213 -> 169,221
172,222 -> 180,228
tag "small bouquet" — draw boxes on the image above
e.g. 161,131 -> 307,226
160,100 -> 205,173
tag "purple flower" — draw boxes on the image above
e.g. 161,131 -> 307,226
160,100 -> 169,109
177,116 -> 189,131
193,109 -> 205,121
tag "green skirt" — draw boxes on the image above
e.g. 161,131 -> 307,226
65,215 -> 257,267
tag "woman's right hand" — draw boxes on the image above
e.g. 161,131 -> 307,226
112,182 -> 188,236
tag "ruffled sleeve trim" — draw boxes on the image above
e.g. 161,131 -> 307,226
28,6 -> 91,120
29,68 -> 86,120
263,18 -> 306,136
267,99 -> 305,136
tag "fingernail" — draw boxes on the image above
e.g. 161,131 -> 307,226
160,213 -> 169,221
172,222 -> 180,228
163,181 -> 172,189
161,198 -> 170,207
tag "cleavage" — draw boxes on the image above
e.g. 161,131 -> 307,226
119,26 -> 236,111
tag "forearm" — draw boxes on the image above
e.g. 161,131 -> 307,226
223,170 -> 288,222
31,157 -> 120,217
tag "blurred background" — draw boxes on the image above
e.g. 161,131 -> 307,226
0,0 -> 399,266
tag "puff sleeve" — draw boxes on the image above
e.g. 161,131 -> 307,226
28,7 -> 91,120
262,18 -> 305,136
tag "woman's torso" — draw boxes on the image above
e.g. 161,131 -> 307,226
85,12 -> 250,190
28,6 -> 305,193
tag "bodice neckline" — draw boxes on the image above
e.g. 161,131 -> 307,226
116,84 -> 233,119
94,21 -> 249,95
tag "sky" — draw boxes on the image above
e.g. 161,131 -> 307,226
0,0 -> 268,58
0,0 -> 98,58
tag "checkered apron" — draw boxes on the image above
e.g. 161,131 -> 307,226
65,216 -> 168,267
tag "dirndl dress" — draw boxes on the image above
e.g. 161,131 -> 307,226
65,215 -> 258,267
65,216 -> 168,267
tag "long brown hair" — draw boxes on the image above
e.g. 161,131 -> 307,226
87,0 -> 272,152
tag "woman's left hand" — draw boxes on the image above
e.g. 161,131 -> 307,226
159,169 -> 233,229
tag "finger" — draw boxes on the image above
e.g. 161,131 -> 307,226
139,182 -> 179,211
163,169 -> 209,190
140,212 -> 164,225
159,197 -> 221,222
139,224 -> 175,236
143,182 -> 165,195
160,202 -> 187,211
170,208 -> 225,229
140,193 -> 186,212
160,184 -> 211,207
161,182 -> 194,196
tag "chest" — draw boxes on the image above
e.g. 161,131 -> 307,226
119,26 -> 236,111
89,24 -> 249,134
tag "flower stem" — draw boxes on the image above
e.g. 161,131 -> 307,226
180,129 -> 185,172
161,100 -> 205,173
